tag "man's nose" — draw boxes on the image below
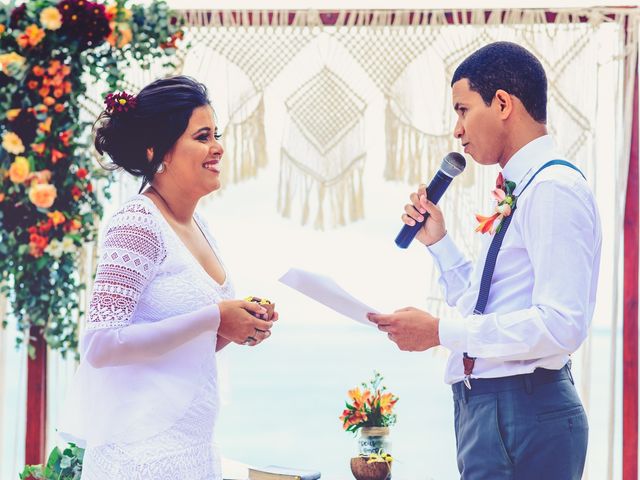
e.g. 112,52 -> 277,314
453,120 -> 464,139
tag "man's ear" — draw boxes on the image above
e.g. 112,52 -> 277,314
494,89 -> 513,118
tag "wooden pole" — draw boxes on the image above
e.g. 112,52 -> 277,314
623,59 -> 639,480
25,326 -> 47,467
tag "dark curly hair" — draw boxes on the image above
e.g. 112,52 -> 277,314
94,75 -> 211,192
452,42 -> 548,123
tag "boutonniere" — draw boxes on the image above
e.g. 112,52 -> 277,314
475,172 -> 517,234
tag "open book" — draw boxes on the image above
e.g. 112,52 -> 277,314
248,465 -> 321,480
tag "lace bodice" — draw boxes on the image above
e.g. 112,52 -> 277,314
88,196 -> 234,331
58,195 -> 235,480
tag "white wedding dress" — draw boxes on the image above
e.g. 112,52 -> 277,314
58,195 -> 235,480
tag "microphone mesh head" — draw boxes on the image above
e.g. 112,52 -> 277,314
440,152 -> 466,177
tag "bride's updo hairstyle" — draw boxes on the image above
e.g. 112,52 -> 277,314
94,75 -> 210,191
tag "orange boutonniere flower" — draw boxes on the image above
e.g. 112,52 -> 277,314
475,172 -> 517,235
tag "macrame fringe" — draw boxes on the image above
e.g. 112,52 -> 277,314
384,97 -> 471,185
220,95 -> 267,185
176,8 -> 630,29
278,149 -> 365,230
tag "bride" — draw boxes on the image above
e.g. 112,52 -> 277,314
58,75 -> 277,479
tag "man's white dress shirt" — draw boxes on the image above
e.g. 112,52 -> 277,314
430,135 -> 602,385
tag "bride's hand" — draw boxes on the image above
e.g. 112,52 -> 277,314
217,300 -> 274,346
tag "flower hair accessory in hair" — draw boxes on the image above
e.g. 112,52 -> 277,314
104,91 -> 137,115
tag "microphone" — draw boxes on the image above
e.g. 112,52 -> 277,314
395,152 -> 466,249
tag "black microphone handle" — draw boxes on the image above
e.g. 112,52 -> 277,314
395,170 -> 453,249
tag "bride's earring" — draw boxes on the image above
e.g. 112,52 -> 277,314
156,162 -> 166,174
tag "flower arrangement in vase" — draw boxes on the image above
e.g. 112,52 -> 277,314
340,372 -> 398,480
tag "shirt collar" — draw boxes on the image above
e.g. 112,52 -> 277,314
501,135 -> 559,194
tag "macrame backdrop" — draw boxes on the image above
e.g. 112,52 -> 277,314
1,7 -> 637,479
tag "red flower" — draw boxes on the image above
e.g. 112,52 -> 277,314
29,233 -> 49,257
71,185 -> 82,200
38,218 -> 54,233
76,168 -> 88,179
59,129 -> 72,147
86,182 -> 93,193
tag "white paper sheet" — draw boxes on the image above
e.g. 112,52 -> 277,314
278,268 -> 378,326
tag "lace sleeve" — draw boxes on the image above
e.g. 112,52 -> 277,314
87,201 -> 166,330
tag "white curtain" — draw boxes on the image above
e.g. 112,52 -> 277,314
1,7 -> 637,479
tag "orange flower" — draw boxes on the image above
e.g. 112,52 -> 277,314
54,104 -> 65,113
2,131 -> 25,155
63,81 -> 72,94
29,233 -> 49,257
47,210 -> 66,226
17,35 -> 29,49
9,156 -> 30,183
61,65 -> 71,77
23,25 -> 46,47
348,388 -> 371,409
7,108 -> 21,121
32,143 -> 46,155
0,24 -> 5,36
53,87 -> 64,98
31,169 -> 52,184
51,149 -> 66,164
32,65 -> 45,77
38,117 -> 52,134
0,52 -> 26,76
341,409 -> 368,430
47,60 -> 61,76
28,80 -> 39,90
38,86 -> 50,98
0,193 -> 5,202
105,5 -> 118,21
475,213 -> 501,234
65,218 -> 82,232
107,22 -> 133,48
51,74 -> 63,87
29,183 -> 57,209
43,96 -> 55,106
379,393 -> 398,415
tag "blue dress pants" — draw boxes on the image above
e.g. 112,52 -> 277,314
452,364 -> 588,480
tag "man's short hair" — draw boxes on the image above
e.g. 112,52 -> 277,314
451,41 -> 547,123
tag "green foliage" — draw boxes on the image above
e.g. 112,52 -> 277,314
0,0 -> 182,358
19,443 -> 84,480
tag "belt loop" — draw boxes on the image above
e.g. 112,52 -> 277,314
566,362 -> 575,385
524,375 -> 533,394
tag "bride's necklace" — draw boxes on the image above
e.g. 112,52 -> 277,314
148,185 -> 179,221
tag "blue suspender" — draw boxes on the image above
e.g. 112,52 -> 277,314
462,160 -> 586,388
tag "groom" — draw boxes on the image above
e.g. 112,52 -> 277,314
368,42 -> 602,479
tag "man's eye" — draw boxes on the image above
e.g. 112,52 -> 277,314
214,133 -> 222,141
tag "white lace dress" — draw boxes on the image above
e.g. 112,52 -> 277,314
58,195 -> 235,480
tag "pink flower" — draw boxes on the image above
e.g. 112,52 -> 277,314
491,188 -> 506,202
